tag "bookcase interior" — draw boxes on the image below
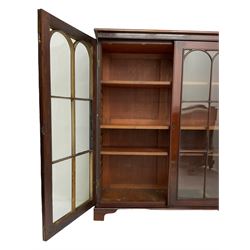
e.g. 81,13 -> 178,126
100,42 -> 173,205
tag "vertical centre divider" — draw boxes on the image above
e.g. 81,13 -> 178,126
71,41 -> 76,210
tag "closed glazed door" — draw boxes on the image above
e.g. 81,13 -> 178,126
169,41 -> 219,207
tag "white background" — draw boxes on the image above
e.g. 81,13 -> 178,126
1,0 -> 250,249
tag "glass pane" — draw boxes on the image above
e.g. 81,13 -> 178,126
178,103 -> 208,199
52,159 -> 72,222
206,102 -> 219,198
75,43 -> 90,98
75,101 -> 90,153
182,50 -> 211,101
180,130 -> 207,151
51,98 -> 71,161
76,153 -> 91,207
181,102 -> 208,129
50,32 -> 71,97
206,156 -> 219,198
209,103 -> 219,129
178,155 -> 205,199
209,130 -> 219,153
211,54 -> 219,102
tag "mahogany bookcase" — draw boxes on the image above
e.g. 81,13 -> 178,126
38,9 -> 219,240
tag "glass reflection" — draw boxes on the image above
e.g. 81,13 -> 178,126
178,49 -> 219,200
206,102 -> 219,198
206,156 -> 219,198
178,155 -> 205,199
209,103 -> 219,129
180,130 -> 207,151
181,103 -> 208,129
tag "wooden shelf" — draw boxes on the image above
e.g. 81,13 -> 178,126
101,147 -> 168,156
108,184 -> 168,189
101,80 -> 171,88
183,81 -> 219,86
183,81 -> 207,86
180,149 -> 218,156
180,149 -> 206,156
181,126 -> 219,130
209,126 -> 219,130
208,152 -> 219,157
100,188 -> 167,206
101,124 -> 169,130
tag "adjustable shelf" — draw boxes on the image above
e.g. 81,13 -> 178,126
101,147 -> 168,156
209,126 -> 219,130
180,149 -> 219,156
183,81 -> 219,86
100,124 -> 170,130
181,125 -> 219,130
101,80 -> 171,88
180,149 -> 206,156
208,151 -> 219,157
108,184 -> 168,189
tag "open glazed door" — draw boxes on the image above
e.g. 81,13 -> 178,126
38,9 -> 96,240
